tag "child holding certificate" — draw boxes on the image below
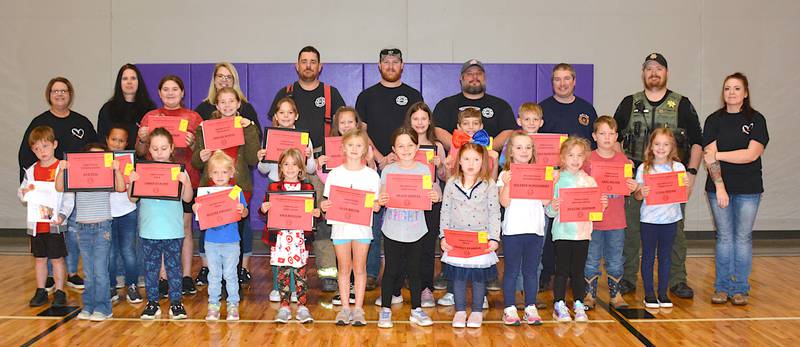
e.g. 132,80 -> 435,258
545,137 -> 607,323
320,129 -> 381,327
260,148 -> 320,324
439,143 -> 501,328
445,108 -> 499,180
192,151 -> 248,321
634,128 -> 685,309
129,128 -> 194,320
497,131 -> 547,326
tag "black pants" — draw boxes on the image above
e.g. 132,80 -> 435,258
541,217 -> 555,281
421,202 -> 441,290
382,237 -> 422,309
553,240 -> 590,303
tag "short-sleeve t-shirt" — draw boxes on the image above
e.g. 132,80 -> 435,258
702,109 -> 769,194
585,151 -> 628,230
496,170 -> 545,236
269,82 -> 346,149
205,191 -> 246,244
539,96 -> 598,148
379,162 -> 430,243
138,198 -> 184,240
323,165 -> 381,240
636,161 -> 685,224
433,93 -> 516,138
356,83 -> 423,156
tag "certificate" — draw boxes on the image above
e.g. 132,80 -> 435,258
323,136 -> 344,173
385,174 -> 432,211
114,151 -> 135,185
559,187 -> 604,223
530,133 -> 568,166
130,162 -> 184,200
64,151 -> 115,192
414,145 -> 437,179
195,187 -> 242,230
263,127 -> 309,163
326,185 -> 375,227
509,164 -> 555,200
148,116 -> 189,148
644,171 -> 689,205
267,191 -> 316,231
590,162 -> 634,196
202,117 -> 245,151
444,229 -> 489,258
24,182 -> 62,232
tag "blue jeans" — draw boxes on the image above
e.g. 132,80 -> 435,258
709,193 -> 761,295
585,229 -> 625,282
366,209 -> 385,279
206,242 -> 240,305
75,220 -> 112,315
502,233 -> 543,307
109,210 -> 139,286
48,212 -> 80,276
640,222 -> 677,297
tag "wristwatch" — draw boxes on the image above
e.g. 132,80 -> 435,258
686,168 -> 698,175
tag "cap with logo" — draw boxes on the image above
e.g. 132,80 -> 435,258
643,52 -> 668,69
461,59 -> 485,74
380,48 -> 403,62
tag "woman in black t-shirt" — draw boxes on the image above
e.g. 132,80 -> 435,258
703,72 -> 769,307
97,64 -> 156,150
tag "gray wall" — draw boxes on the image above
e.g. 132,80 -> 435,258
2,0 -> 798,230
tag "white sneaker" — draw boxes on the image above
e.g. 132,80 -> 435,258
291,292 -> 298,303
437,292 -> 455,306
483,296 -> 489,309
77,310 -> 92,320
420,288 -> 435,308
89,311 -> 113,322
375,295 -> 403,306
269,289 -> 280,302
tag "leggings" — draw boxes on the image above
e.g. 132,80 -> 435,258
277,266 -> 307,306
382,237 -> 422,309
640,222 -> 677,297
553,240 -> 589,304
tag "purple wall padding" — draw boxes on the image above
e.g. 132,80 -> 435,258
137,64 -> 192,109
536,64 -> 594,104
362,63 -> 422,92
189,63 -> 250,111
420,64 -> 463,113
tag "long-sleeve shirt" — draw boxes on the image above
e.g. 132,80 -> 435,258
439,177 -> 501,268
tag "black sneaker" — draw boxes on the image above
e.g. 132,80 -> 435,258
140,301 -> 161,320
159,278 -> 169,298
238,267 -> 252,285
127,284 -> 143,304
332,291 -> 356,305
52,289 -> 67,308
195,267 -> 209,286
110,288 -> 120,303
45,277 -> 55,293
619,279 -> 636,295
67,274 -> 85,289
181,276 -> 197,295
644,294 -> 659,309
670,282 -> 694,299
29,288 -> 49,307
321,278 -> 338,292
169,303 -> 187,320
658,295 -> 673,308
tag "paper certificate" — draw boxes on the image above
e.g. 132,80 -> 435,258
64,152 -> 115,192
267,191 -> 316,231
114,151 -> 135,185
323,136 -> 344,172
326,185 -> 375,227
530,133 -> 568,166
24,182 -> 62,230
195,187 -> 242,230
591,162 -> 634,196
202,117 -> 245,151
509,164 -> 555,200
130,162 -> 184,200
385,173 -> 432,211
148,116 -> 189,148
644,171 -> 689,205
414,145 -> 437,179
263,127 -> 309,163
559,187 -> 604,223
444,229 -> 489,258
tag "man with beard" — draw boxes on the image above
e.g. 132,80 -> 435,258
356,48 -> 422,293
613,53 -> 703,299
433,59 -> 516,152
268,46 -> 346,293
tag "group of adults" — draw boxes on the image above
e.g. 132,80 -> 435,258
18,46 -> 768,305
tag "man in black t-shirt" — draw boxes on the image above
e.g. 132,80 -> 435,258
433,59 -> 516,152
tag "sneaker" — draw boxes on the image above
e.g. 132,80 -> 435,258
503,306 -> 520,326
452,311 -> 467,328
158,278 -> 169,298
115,276 -> 125,289
644,295 -> 659,308
437,292 -> 454,306
609,292 -> 629,309
181,276 -> 197,295
67,274 -> 85,289
433,274 -> 447,290
466,311 -> 483,328
658,295 -> 673,308
350,308 -> 367,327
711,292 -> 729,304
553,300 -> 572,322
732,293 -> 749,306
410,307 -> 433,327
140,301 -> 161,320
375,295 -> 403,306
619,279 -> 636,295
483,296 -> 489,309
296,305 -> 313,323
269,289 -> 280,302
45,277 -> 55,293
378,308 -> 393,328
486,278 -> 501,291
126,284 -> 143,304
420,288 -> 435,308
206,303 -> 220,321
52,289 -> 67,308
89,311 -> 113,322
333,288 -> 356,305
110,288 -> 119,303
29,288 -> 48,307
670,282 -> 694,299
523,305 -> 543,326
274,306 -> 291,324
335,308 -> 351,326
291,292 -> 298,303
169,303 -> 188,320
573,301 -> 589,322
321,278 -> 338,292
195,267 -> 209,286
226,304 -> 240,321
366,276 -> 378,291
238,267 -> 252,285
583,293 -> 596,310
77,310 -> 92,320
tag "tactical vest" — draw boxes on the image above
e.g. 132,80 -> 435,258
621,91 -> 689,163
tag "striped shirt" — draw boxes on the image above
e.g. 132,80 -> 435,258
75,192 -> 112,223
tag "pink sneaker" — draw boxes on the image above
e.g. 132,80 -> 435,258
452,311 -> 467,328
503,306 -> 520,326
523,305 -> 542,326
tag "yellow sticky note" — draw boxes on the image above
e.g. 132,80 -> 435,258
422,175 -> 432,189
300,132 -> 309,145
104,153 -> 113,167
233,116 -> 242,128
624,163 -> 634,178
589,212 -> 603,221
425,150 -> 434,162
364,193 -> 375,208
677,172 -> 687,187
545,166 -> 554,181
170,167 -> 181,181
560,135 -> 568,145
304,199 -> 314,213
124,163 -> 133,175
478,231 -> 489,244
178,119 -> 189,132
228,185 -> 242,200
487,137 -> 493,150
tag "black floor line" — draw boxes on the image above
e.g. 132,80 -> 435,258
20,307 -> 80,347
597,298 -> 655,347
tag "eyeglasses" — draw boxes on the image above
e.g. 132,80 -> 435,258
50,89 -> 69,95
215,74 -> 234,81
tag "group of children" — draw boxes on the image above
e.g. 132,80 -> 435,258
20,88 -> 687,327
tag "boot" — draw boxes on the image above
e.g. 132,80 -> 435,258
608,276 -> 629,309
583,276 -> 598,310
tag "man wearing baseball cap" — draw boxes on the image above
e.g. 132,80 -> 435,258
613,52 -> 703,300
